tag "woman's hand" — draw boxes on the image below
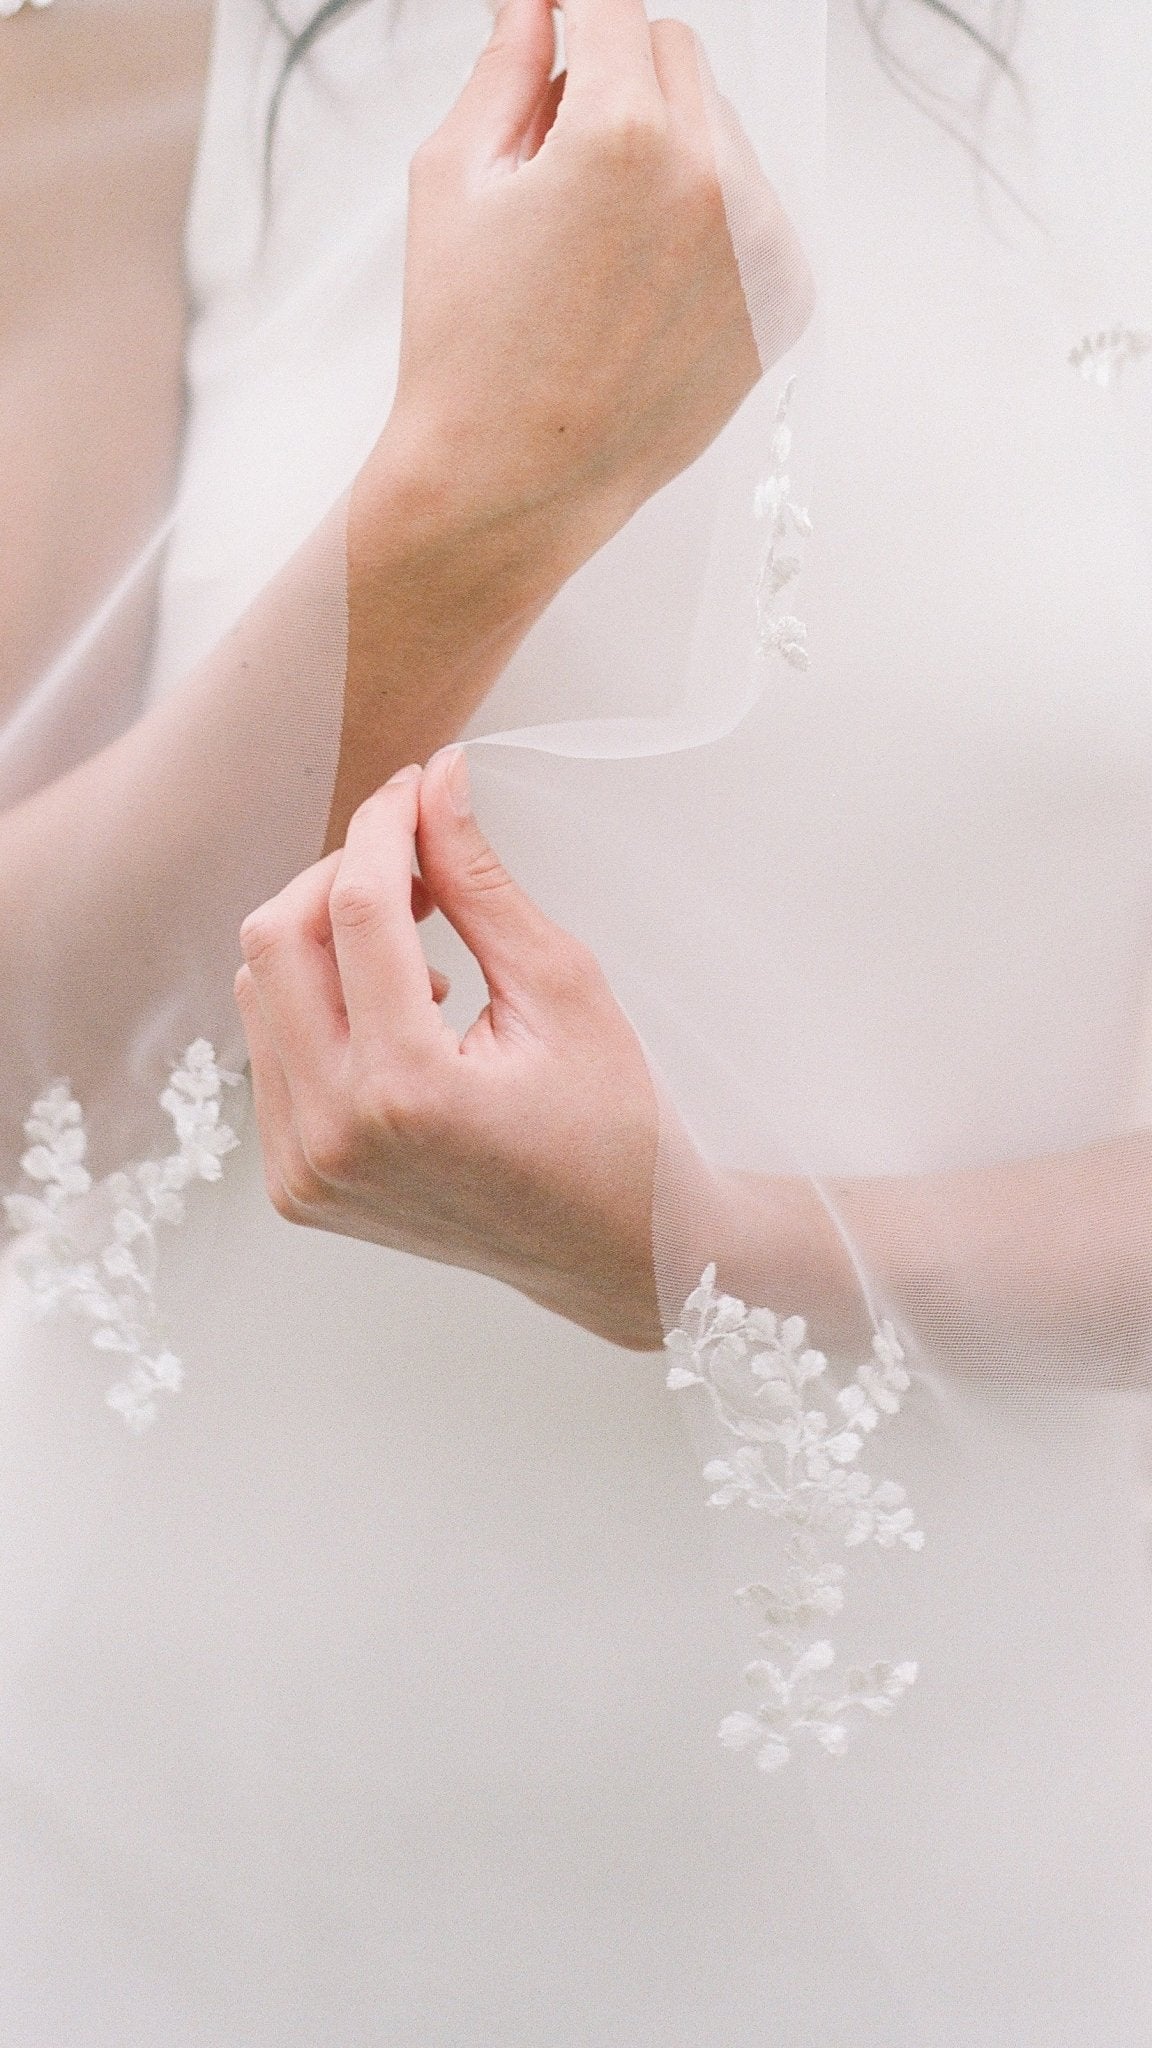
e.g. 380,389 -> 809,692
330,0 -> 812,842
365,0 -> 811,575
239,748 -> 1152,1383
237,0 -> 813,1336
236,750 -> 666,1350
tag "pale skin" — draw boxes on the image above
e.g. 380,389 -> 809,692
334,0 -> 811,840
0,0 -> 807,1149
7,0 -> 1147,1377
239,754 -> 1152,1377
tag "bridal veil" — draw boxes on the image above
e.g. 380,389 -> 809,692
3,0 -> 1152,2039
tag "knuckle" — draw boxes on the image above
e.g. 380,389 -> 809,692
650,17 -> 697,56
344,1054 -> 438,1150
364,1073 -> 438,1147
238,908 -> 283,970
592,100 -> 669,170
463,842 -> 514,900
328,875 -> 382,937
299,1107 -> 356,1188
474,28 -> 519,73
684,146 -> 727,222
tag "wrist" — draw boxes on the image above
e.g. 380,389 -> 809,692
326,407 -> 583,849
695,1170 -> 873,1355
352,403 -> 594,624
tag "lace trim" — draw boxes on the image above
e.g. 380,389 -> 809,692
666,1265 -> 923,1772
2,1041 -> 241,1432
1068,327 -> 1152,389
755,377 -> 811,672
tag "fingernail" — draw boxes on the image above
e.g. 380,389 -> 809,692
387,763 -> 423,787
443,748 -> 471,818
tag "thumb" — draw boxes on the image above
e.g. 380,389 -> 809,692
443,0 -> 559,169
417,748 -> 564,1002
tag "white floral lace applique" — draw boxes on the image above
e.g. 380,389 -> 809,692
2,1041 -> 241,1432
754,376 -> 812,672
666,1265 -> 923,1772
1068,327 -> 1152,389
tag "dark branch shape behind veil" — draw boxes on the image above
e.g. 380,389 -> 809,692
866,0 -> 1019,84
859,0 -> 1034,219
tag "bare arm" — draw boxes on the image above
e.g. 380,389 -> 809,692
0,452 -> 556,1155
238,755 -> 1152,1385
693,1143 -> 1152,1381
0,0 -> 806,1171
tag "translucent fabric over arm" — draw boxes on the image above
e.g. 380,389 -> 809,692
0,508 -> 348,1178
1,0 -> 531,1214
442,0 -> 1152,1835
5,0 -> 1152,2029
459,0 -> 1152,1371
0,3 -> 365,1199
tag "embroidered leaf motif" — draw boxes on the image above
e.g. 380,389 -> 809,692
666,1264 -> 922,1772
2,1041 -> 241,1432
1068,326 -> 1152,389
754,378 -> 812,672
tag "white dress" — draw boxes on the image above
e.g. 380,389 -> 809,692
3,2 -> 1152,2041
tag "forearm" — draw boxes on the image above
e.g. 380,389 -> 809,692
0,445 -> 565,1177
828,1134 -> 1152,1380
326,418 -> 573,847
695,1135 -> 1152,1382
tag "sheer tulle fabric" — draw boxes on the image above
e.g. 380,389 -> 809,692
461,3 -> 1152,2023
3,1 -> 1152,2040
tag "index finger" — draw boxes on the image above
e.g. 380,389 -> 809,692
560,0 -> 661,111
328,766 -> 442,1054
240,851 -> 346,1091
